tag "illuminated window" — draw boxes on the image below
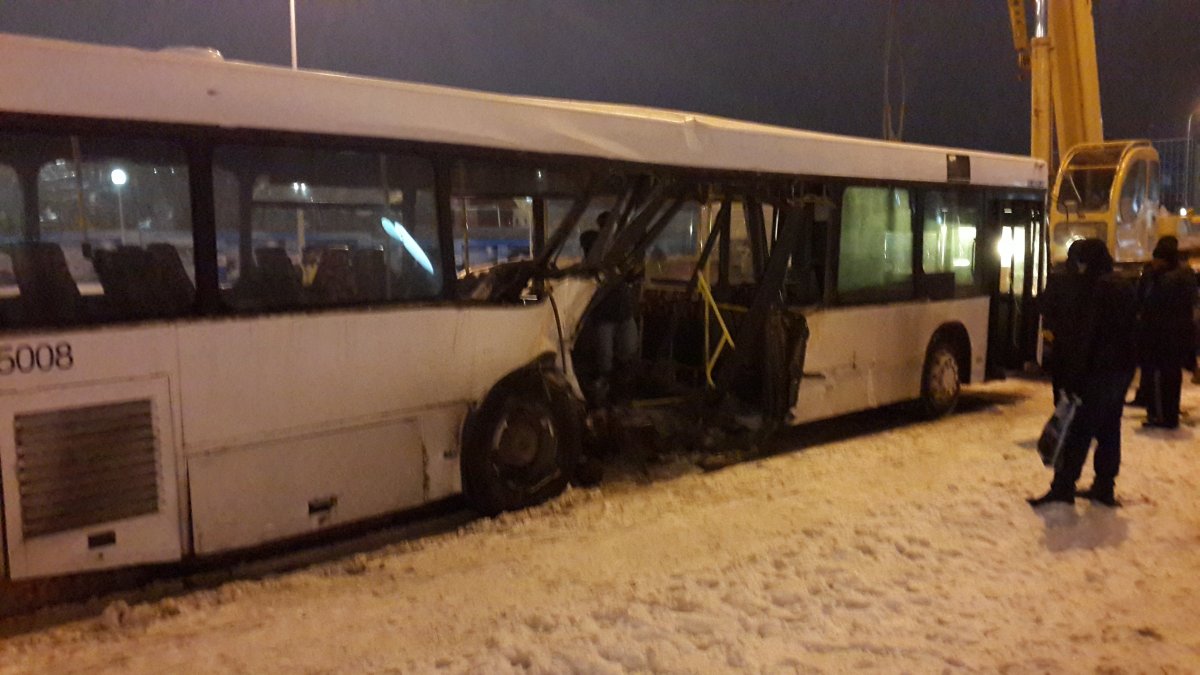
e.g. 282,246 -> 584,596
837,186 -> 912,300
921,190 -> 979,288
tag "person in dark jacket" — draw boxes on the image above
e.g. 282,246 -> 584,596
1136,236 -> 1198,429
1029,239 -> 1137,508
1040,241 -> 1088,405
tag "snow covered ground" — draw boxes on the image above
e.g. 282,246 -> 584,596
2,378 -> 1198,673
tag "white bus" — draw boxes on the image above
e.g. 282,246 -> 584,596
0,34 -> 1045,586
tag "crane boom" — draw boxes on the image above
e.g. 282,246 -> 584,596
1007,0 -> 1102,167
1006,0 -> 1031,73
1044,0 -> 1103,152
1008,0 -> 1165,265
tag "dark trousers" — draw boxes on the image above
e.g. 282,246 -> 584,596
1053,370 -> 1134,491
1143,363 -> 1183,427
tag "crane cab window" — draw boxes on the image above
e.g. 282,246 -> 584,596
1117,159 -> 1149,224
1057,146 -> 1122,214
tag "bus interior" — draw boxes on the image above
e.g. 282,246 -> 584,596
0,131 -> 1045,443
449,166 -> 1045,449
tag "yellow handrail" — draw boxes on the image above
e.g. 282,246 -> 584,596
696,272 -> 735,387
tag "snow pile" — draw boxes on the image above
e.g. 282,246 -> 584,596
2,379 -> 1199,673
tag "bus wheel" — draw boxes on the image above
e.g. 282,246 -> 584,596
920,340 -> 961,418
462,374 -> 580,515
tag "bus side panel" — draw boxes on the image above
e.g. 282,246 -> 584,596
419,404 -> 468,502
0,327 -> 185,579
177,309 -> 458,555
176,310 -> 462,453
969,304 -> 989,384
176,301 -> 564,555
187,416 -> 426,554
788,297 -> 989,425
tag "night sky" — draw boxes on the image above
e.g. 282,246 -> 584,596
1,1 -> 1197,155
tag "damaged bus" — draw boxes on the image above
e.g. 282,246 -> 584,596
0,34 -> 1045,585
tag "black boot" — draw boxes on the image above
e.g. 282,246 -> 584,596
1027,484 -> 1075,507
1077,481 -> 1121,507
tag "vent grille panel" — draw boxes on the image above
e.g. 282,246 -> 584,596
15,399 -> 160,538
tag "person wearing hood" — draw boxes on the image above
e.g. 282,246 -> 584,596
1039,241 -> 1089,405
1029,239 -> 1137,508
1136,235 -> 1198,429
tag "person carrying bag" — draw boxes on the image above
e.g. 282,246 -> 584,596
1028,239 -> 1137,508
1037,391 -> 1082,469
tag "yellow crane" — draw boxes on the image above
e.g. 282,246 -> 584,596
1008,0 -> 1166,265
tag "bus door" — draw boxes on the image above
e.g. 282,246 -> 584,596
988,199 -> 1043,372
709,193 -> 810,423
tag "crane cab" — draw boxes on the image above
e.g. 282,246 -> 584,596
1050,140 -> 1161,265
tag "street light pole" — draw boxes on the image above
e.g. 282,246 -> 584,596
289,0 -> 298,70
111,168 -> 127,245
1186,107 -> 1198,211
116,189 -> 124,243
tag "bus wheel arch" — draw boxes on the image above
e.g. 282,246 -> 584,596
920,323 -> 970,417
460,359 -> 583,516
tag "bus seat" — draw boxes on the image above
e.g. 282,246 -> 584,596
147,243 -> 195,315
253,247 -> 302,308
93,246 -> 161,319
310,247 -> 356,304
353,246 -> 388,302
6,241 -> 83,326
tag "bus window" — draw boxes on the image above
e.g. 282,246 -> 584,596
0,164 -> 20,302
642,201 -> 704,282
710,200 -> 773,289
451,196 -> 531,273
550,197 -> 622,268
449,160 -> 586,280
785,196 -> 831,306
0,132 -> 193,328
837,186 -> 913,301
213,146 -> 440,312
921,190 -> 980,291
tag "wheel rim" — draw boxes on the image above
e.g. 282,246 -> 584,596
927,349 -> 960,407
490,400 -> 559,491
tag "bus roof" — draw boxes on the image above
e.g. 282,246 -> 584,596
0,33 -> 1047,190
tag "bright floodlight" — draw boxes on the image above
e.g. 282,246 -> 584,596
381,216 -> 434,274
110,168 -> 128,186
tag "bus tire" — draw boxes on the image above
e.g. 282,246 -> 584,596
461,370 -> 581,516
920,339 -> 961,418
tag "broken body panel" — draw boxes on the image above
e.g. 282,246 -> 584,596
0,34 -> 1045,585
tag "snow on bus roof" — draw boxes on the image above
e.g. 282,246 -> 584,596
0,33 -> 1047,190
